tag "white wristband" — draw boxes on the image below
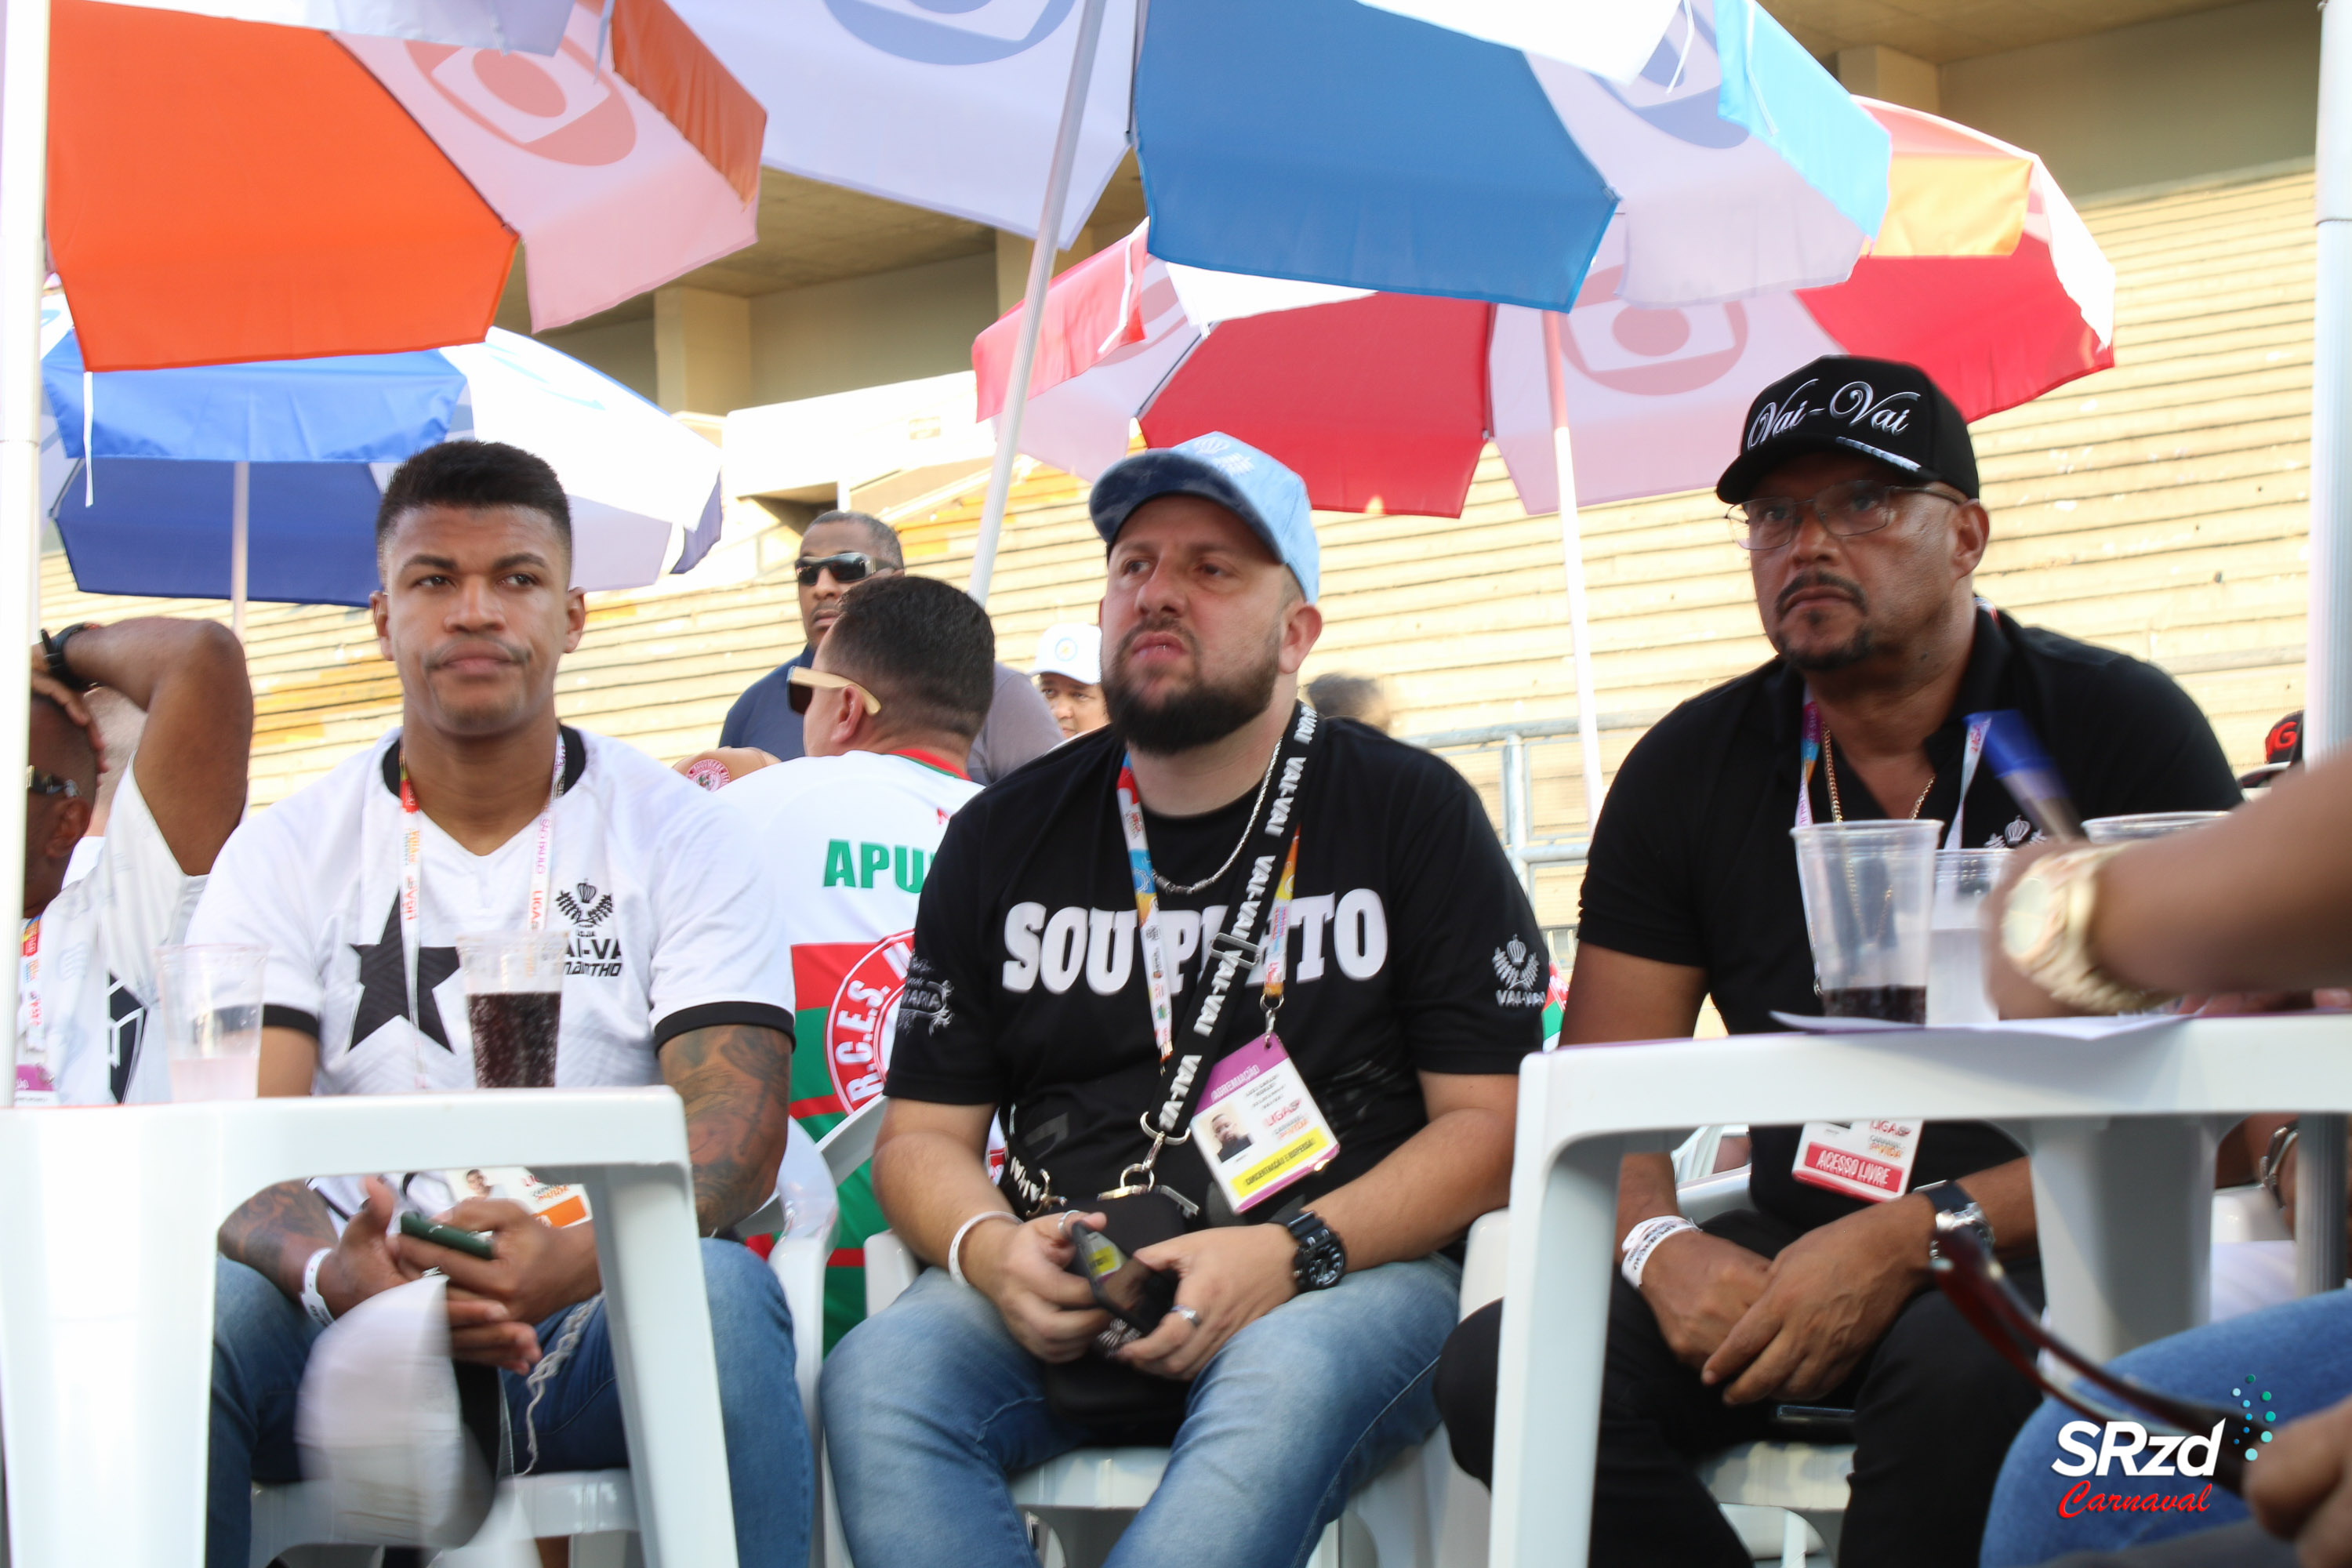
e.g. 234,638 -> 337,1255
1619,1216 -> 1699,1290
299,1247 -> 337,1329
947,1210 -> 1022,1288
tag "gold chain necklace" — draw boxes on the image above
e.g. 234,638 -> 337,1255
1822,731 -> 1934,822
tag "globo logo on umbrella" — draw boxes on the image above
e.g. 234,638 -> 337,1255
1559,267 -> 1752,398
410,34 -> 634,165
824,0 -> 1076,63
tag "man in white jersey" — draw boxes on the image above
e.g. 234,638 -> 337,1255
708,572 -> 992,1348
22,616 -> 250,1104
193,441 -> 809,1568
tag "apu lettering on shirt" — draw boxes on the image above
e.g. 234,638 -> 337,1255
998,891 -> 1391,996
822,840 -> 932,893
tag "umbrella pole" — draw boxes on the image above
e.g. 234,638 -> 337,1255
1541,311 -> 1607,829
967,0 -> 1109,608
230,460 -> 250,641
0,0 -> 52,1109
2296,0 -> 2352,1299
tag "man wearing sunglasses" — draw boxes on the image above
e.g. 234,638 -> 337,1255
713,510 -> 1062,783
1431,357 -> 2242,1567
18,616 -> 251,1105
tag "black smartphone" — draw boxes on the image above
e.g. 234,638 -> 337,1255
1766,1404 -> 1857,1443
1067,1221 -> 1178,1332
399,1210 -> 496,1261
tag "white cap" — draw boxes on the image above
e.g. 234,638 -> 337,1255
1033,622 -> 1102,685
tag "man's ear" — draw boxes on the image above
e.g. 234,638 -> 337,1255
39,797 -> 90,861
564,586 -> 587,654
1278,600 -> 1323,677
371,590 -> 392,660
1952,499 -> 1991,579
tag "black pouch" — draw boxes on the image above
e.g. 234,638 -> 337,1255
1042,1191 -> 1194,1446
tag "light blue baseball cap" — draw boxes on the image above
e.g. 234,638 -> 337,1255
1087,432 -> 1319,604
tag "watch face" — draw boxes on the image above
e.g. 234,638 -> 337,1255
2001,868 -> 2056,961
1298,1240 -> 1345,1291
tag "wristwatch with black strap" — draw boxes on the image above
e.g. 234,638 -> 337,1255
1283,1210 -> 1347,1291
1917,1179 -> 1994,1261
39,622 -> 99,693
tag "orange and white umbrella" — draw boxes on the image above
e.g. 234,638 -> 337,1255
49,0 -> 764,371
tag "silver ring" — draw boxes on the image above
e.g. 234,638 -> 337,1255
1058,1212 -> 1077,1238
1171,1305 -> 1202,1328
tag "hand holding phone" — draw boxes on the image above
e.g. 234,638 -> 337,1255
1066,1220 -> 1178,1333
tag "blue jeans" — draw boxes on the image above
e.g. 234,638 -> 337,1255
822,1256 -> 1461,1568
1982,1290 -> 2352,1566
208,1240 -> 811,1568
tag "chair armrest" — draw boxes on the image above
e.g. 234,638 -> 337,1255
1675,1167 -> 1751,1224
1460,1210 -> 1509,1318
865,1229 -> 921,1318
817,1098 -> 886,1188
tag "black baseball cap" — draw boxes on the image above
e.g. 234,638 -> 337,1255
1716,356 -> 1979,503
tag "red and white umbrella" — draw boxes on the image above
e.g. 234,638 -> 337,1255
49,0 -> 765,370
975,100 -> 2114,810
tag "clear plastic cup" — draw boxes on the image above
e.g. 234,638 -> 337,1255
454,931 -> 568,1089
154,943 -> 267,1101
1929,848 -> 2009,1025
1790,821 -> 1942,1023
2083,811 -> 2231,843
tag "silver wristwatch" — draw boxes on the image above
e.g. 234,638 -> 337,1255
1918,1179 -> 1993,1260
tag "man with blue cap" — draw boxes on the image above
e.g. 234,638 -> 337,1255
823,434 -> 1547,1566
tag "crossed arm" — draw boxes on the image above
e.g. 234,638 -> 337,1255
220,1021 -> 793,1370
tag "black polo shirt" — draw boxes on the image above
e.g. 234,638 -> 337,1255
1578,606 -> 2242,1232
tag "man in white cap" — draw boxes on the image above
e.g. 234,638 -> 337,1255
1032,622 -> 1108,741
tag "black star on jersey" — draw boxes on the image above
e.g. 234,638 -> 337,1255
348,896 -> 459,1050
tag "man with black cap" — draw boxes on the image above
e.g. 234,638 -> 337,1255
822,433 -> 1548,1567
1430,358 -> 2243,1566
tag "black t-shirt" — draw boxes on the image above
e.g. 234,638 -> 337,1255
1577,608 -> 2243,1232
887,714 -> 1550,1217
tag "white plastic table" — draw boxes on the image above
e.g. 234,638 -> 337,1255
1487,1014 -> 2352,1568
0,1087 -> 736,1568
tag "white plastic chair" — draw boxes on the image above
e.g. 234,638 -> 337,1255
244,1098 -> 888,1568
0,1091 -> 735,1568
837,1207 -> 1512,1568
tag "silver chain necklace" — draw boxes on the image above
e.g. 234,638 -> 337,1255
1149,739 -> 1283,896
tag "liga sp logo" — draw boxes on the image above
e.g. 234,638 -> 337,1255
824,931 -> 916,1112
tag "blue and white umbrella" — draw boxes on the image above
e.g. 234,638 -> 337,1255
40,299 -> 724,620
669,0 -> 1890,597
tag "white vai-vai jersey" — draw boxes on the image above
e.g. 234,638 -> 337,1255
190,726 -> 794,1101
714,749 -> 978,1116
20,767 -> 202,1105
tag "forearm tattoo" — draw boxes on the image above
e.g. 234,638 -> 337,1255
218,1179 -> 340,1298
663,1022 -> 795,1236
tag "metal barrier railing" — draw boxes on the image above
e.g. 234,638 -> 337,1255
1400,717 -> 1612,893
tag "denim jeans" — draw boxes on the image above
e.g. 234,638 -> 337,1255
821,1255 -> 1462,1568
1981,1289 -> 2352,1567
208,1240 -> 811,1568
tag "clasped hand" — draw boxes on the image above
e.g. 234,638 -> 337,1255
964,1213 -> 1297,1381
1643,1203 -> 1927,1405
311,1176 -> 604,1375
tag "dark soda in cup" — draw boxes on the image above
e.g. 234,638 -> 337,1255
453,931 -> 568,1090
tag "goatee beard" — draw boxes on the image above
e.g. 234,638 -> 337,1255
1783,628 -> 1875,672
1105,630 -> 1279,755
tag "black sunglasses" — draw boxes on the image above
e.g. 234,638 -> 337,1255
794,552 -> 894,589
26,767 -> 78,800
1930,1223 -> 2254,1494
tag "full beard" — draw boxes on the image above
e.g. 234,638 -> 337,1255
1105,623 -> 1280,754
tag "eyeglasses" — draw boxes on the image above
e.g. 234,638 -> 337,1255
786,665 -> 882,717
1726,478 -> 1954,553
25,767 -> 78,800
1929,1222 -> 2252,1494
794,552 -> 895,589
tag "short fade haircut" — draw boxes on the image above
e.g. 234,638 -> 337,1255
822,574 -> 996,741
376,441 -> 572,568
808,509 -> 902,567
1308,673 -> 1386,724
